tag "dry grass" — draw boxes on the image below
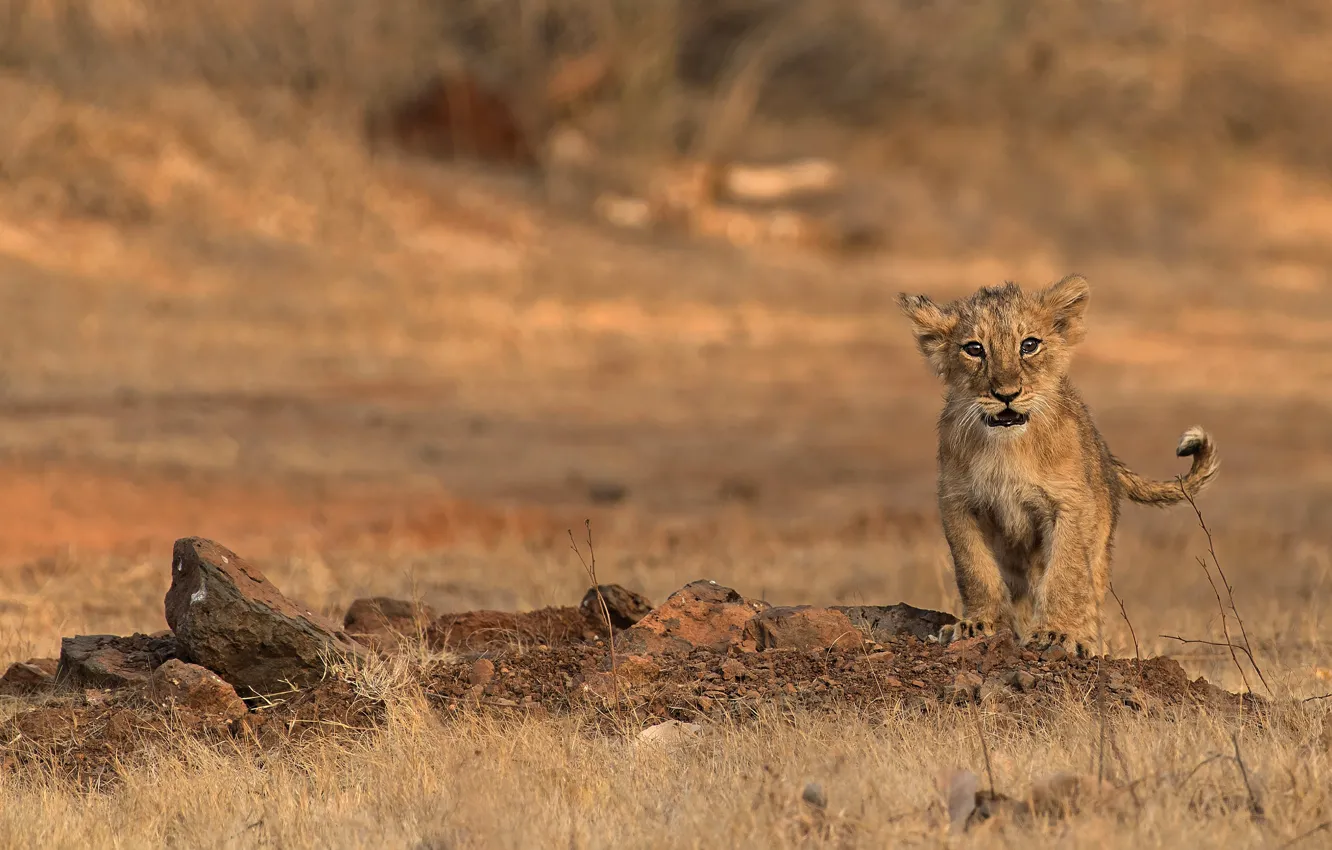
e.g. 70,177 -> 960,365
1,684 -> 1329,848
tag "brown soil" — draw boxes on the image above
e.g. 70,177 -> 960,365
1,630 -> 1263,790
425,633 -> 1266,727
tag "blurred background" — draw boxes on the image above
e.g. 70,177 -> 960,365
0,0 -> 1329,690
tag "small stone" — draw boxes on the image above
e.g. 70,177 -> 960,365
614,654 -> 661,686
636,719 -> 702,751
978,677 -> 1006,703
721,659 -> 747,681
745,606 -> 865,652
615,581 -> 769,656
945,671 -> 984,704
469,658 -> 495,687
801,782 -> 828,810
579,585 -> 654,630
1041,645 -> 1069,663
833,603 -> 958,642
148,659 -> 248,724
1003,670 -> 1037,692
0,658 -> 58,694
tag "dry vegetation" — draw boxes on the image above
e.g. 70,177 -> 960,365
2,0 -> 1332,847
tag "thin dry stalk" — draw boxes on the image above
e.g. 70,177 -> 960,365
1279,821 -> 1332,848
1181,485 -> 1271,695
969,703 -> 996,796
1230,733 -> 1265,822
1159,634 -> 1265,697
1108,581 -> 1141,661
569,520 -> 620,714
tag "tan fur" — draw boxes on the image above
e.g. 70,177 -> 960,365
898,275 -> 1219,656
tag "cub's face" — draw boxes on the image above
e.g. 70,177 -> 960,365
898,275 -> 1090,432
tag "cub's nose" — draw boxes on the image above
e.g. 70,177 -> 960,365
991,388 -> 1020,404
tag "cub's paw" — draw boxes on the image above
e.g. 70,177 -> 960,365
937,618 -> 999,646
1022,629 -> 1095,659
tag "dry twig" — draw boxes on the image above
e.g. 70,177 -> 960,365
1108,581 -> 1141,661
569,520 -> 620,717
1180,484 -> 1271,695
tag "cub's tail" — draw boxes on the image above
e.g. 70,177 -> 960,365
1113,426 -> 1219,506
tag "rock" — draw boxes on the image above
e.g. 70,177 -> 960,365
615,581 -> 769,656
801,782 -> 829,811
614,654 -> 661,686
978,676 -> 1007,703
579,585 -> 654,630
832,603 -> 958,642
0,657 -> 58,694
469,658 -> 495,687
56,633 -> 177,689
1002,669 -> 1037,692
945,630 -> 1021,674
365,73 -> 536,166
944,671 -> 984,704
165,537 -> 365,697
343,597 -> 437,651
148,659 -> 248,724
636,719 -> 702,751
746,606 -> 866,652
428,606 -> 601,651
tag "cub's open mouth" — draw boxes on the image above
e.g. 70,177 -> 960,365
984,409 -> 1029,428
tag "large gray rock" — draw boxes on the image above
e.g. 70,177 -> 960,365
165,537 -> 365,697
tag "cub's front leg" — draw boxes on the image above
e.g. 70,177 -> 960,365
1025,510 -> 1106,658
937,498 -> 1013,644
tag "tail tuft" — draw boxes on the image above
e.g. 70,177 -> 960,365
1116,426 -> 1218,506
1176,425 -> 1208,458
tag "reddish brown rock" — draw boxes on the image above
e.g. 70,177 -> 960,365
343,597 -> 437,651
945,630 -> 1021,674
365,73 -> 536,166
428,606 -> 601,651
56,633 -> 177,689
746,606 -> 866,652
615,580 -> 769,656
0,657 -> 58,694
469,658 -> 496,687
579,585 -> 654,630
149,659 -> 248,724
832,603 -> 957,642
165,537 -> 365,697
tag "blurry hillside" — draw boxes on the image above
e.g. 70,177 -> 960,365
3,0 -> 1332,264
1,0 -> 1331,567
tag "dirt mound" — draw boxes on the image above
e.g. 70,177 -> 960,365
424,631 -> 1264,727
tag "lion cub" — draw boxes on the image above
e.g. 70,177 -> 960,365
898,275 -> 1218,657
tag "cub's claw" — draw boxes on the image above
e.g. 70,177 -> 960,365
1023,629 -> 1095,659
937,618 -> 998,645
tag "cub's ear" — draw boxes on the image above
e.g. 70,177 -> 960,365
1041,274 -> 1090,344
898,293 -> 958,374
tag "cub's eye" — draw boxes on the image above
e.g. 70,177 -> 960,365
961,341 -> 985,358
1020,337 -> 1042,355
